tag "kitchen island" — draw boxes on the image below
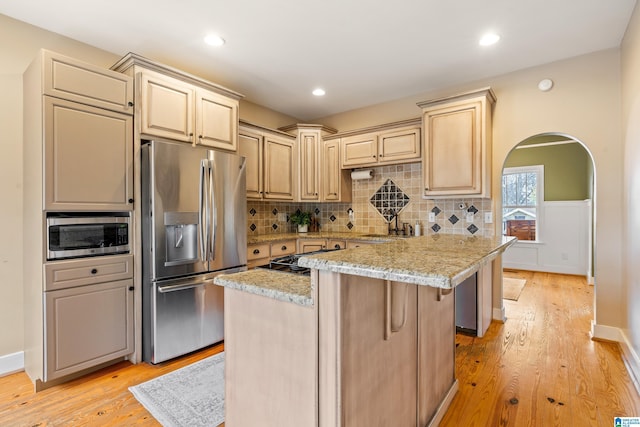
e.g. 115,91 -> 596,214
214,234 -> 516,427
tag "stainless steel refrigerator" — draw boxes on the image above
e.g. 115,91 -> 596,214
141,139 -> 247,364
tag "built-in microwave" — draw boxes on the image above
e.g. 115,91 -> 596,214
46,213 -> 131,260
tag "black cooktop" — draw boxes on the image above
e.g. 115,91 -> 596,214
258,248 -> 340,275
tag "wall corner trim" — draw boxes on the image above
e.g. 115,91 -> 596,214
0,351 -> 24,377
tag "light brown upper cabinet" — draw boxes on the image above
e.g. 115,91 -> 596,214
112,53 -> 242,151
42,50 -> 133,114
340,123 -> 421,168
24,50 -> 134,212
280,124 -> 351,202
418,88 -> 496,198
322,139 -> 352,201
137,70 -> 239,150
239,123 -> 296,201
44,97 -> 134,211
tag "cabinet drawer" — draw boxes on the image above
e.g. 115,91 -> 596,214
270,240 -> 296,257
44,254 -> 133,291
43,50 -> 133,114
248,244 -> 270,261
328,240 -> 347,250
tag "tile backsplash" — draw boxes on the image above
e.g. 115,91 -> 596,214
247,163 -> 496,237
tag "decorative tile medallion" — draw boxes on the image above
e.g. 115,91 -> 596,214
272,223 -> 278,230
330,214 -> 337,222
448,214 -> 459,225
431,224 -> 441,232
467,224 -> 479,234
431,206 -> 441,216
346,222 -> 354,229
369,179 -> 410,222
250,223 -> 256,231
468,205 -> 478,214
249,208 -> 257,216
314,207 -> 320,215
272,208 -> 278,216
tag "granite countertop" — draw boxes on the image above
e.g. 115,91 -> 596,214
214,268 -> 313,306
298,234 -> 517,289
216,233 -> 516,306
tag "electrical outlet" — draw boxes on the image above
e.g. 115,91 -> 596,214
484,212 -> 493,223
466,213 -> 474,223
429,212 -> 436,222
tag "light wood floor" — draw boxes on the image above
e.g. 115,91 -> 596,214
1,271 -> 639,426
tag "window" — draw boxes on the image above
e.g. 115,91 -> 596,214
502,165 -> 543,241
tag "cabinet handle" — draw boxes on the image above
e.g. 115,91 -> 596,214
253,249 -> 260,255
281,245 -> 287,250
91,268 -> 98,275
437,288 -> 453,301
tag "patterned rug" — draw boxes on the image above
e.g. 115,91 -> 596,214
129,352 -> 224,427
503,278 -> 527,301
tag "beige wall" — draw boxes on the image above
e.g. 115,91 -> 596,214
0,14 -> 121,357
622,3 -> 640,360
0,11 -> 633,360
315,49 -> 625,331
0,13 -> 296,359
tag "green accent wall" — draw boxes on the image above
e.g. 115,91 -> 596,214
504,142 -> 591,201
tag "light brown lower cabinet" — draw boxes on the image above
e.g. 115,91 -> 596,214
223,269 -> 458,426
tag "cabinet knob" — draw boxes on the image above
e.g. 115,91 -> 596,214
127,101 -> 134,107
128,198 -> 134,203
334,244 -> 341,249
253,249 -> 260,254
372,155 -> 376,158
281,245 -> 287,250
199,135 -> 203,139
128,286 -> 134,291
91,268 -> 98,275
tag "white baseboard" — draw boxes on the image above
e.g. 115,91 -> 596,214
590,320 -> 623,342
493,306 -> 506,323
0,351 -> 24,377
619,331 -> 640,394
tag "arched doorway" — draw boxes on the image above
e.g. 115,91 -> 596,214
500,132 -> 596,308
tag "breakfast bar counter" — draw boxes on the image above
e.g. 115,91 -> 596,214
214,234 -> 516,427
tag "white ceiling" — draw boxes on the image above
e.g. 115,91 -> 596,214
1,0 -> 637,121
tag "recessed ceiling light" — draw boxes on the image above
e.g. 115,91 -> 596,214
479,33 -> 500,46
312,88 -> 326,96
204,34 -> 225,47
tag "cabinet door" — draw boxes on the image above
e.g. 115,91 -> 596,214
423,101 -> 482,196
417,285 -> 455,425
299,130 -> 321,201
44,97 -> 133,211
43,50 -> 133,114
239,129 -> 264,199
322,140 -> 341,201
378,126 -> 421,164
138,71 -> 194,142
45,279 -> 134,381
264,135 -> 295,200
341,133 -> 377,168
195,89 -> 238,151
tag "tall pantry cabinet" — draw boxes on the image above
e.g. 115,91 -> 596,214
23,50 -> 135,390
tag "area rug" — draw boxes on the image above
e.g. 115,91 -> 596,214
503,278 -> 527,301
129,352 -> 225,427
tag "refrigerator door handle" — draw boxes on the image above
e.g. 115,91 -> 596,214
199,159 -> 208,262
157,279 -> 209,294
209,160 -> 217,261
